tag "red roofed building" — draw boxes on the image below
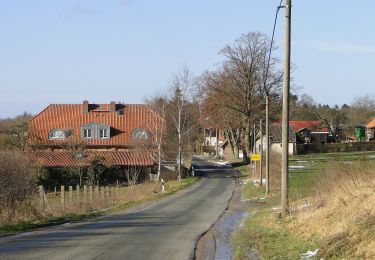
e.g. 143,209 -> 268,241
285,121 -> 329,144
367,118 -> 375,141
28,101 -> 164,168
288,121 -> 329,133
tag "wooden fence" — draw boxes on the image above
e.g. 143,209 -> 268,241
38,183 -> 161,215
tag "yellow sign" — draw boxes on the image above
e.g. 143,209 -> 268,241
251,154 -> 261,161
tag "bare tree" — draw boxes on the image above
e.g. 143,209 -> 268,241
125,166 -> 141,185
200,32 -> 282,157
143,95 -> 167,182
168,67 -> 196,182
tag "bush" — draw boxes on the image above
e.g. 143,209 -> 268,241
0,151 -> 36,223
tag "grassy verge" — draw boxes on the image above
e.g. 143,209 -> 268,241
232,151 -> 375,259
0,177 -> 199,236
233,184 -> 321,259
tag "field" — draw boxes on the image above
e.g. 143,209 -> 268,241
233,151 -> 375,260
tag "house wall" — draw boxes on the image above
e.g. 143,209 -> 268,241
270,142 -> 296,155
367,128 -> 375,141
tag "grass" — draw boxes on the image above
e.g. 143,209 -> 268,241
233,184 -> 321,260
0,177 -> 199,236
232,151 -> 375,259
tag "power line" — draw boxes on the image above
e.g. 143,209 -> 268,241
262,0 -> 284,196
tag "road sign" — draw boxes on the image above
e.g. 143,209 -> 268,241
251,153 -> 261,161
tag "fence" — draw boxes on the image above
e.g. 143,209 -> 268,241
296,142 -> 375,155
37,183 -> 161,215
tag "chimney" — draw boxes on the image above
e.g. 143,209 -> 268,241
82,100 -> 89,113
110,101 -> 116,112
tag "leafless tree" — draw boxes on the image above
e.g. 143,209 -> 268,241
142,95 -> 167,182
125,166 -> 141,185
200,32 -> 282,157
168,67 -> 196,182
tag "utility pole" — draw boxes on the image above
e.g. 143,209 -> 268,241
259,119 -> 263,186
215,128 -> 219,157
281,0 -> 292,217
265,96 -> 270,194
263,2 -> 283,196
253,124 -> 256,177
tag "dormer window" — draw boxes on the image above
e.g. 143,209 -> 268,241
132,128 -> 149,139
49,129 -> 71,140
83,128 -> 92,138
100,128 -> 108,138
81,123 -> 110,139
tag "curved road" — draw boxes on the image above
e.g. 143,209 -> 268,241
0,158 -> 235,260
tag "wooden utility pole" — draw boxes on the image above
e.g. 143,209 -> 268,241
260,119 -> 263,186
265,96 -> 270,194
281,0 -> 292,218
253,124 -> 257,176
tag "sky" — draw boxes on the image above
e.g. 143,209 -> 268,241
1,0 -> 375,118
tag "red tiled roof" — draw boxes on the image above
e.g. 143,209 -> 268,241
28,102 -> 163,147
28,150 -> 155,167
288,121 -> 328,132
368,118 -> 375,128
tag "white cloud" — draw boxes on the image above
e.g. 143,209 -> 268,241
296,41 -> 375,54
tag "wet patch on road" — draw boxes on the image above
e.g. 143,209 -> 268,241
195,181 -> 259,260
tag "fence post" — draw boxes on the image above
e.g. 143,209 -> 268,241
101,187 -> 105,201
76,185 -> 80,203
84,185 -> 87,203
69,186 -> 73,206
61,186 -> 65,209
161,179 -> 165,193
89,186 -> 93,201
39,185 -> 44,209
95,186 -> 99,198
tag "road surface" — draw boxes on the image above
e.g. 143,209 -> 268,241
0,158 -> 235,260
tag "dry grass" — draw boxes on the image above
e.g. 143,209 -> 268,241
288,161 -> 375,259
0,179 -> 190,226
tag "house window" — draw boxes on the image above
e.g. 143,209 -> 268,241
100,128 -> 108,138
83,128 -> 92,138
81,123 -> 110,139
132,128 -> 149,139
49,129 -> 71,140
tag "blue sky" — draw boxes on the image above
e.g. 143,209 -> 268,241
1,0 -> 375,118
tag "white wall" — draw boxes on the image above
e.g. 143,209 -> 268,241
271,142 -> 296,155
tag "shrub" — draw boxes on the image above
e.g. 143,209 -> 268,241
0,151 -> 36,223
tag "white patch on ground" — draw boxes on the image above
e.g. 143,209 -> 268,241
368,155 -> 375,159
289,165 -> 307,170
344,161 -> 353,165
301,249 -> 319,259
296,161 -> 309,163
252,179 -> 267,185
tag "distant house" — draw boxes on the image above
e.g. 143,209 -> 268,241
256,124 -> 296,155
28,100 -> 163,169
367,118 -> 375,141
288,121 -> 329,144
269,124 -> 297,155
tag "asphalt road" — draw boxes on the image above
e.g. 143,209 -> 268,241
0,158 -> 235,260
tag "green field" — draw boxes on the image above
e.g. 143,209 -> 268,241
288,151 -> 375,200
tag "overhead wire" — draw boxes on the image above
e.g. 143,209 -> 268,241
263,0 -> 284,96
